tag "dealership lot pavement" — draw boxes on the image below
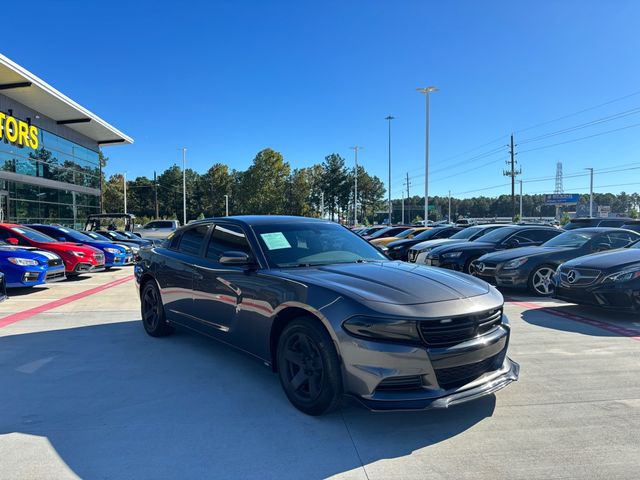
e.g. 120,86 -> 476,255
0,270 -> 639,480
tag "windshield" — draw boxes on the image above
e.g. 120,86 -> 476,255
542,230 -> 596,248
473,226 -> 519,245
395,228 -> 416,239
84,231 -> 112,242
630,240 -> 640,249
450,226 -> 485,240
51,227 -> 94,242
414,228 -> 446,241
368,227 -> 393,239
100,230 -> 129,241
11,227 -> 58,243
253,222 -> 387,267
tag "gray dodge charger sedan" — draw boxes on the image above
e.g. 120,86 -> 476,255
135,216 -> 519,415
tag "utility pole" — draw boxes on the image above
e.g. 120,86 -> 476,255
417,86 -> 438,225
224,194 -> 229,216
585,168 -> 594,217
320,192 -> 324,219
154,170 -> 159,218
181,147 -> 187,225
350,146 -> 363,226
448,190 -> 451,223
385,115 -> 394,226
123,172 -> 127,214
503,134 -> 521,219
403,172 -> 411,224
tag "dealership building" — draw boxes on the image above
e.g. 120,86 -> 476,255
0,54 -> 132,227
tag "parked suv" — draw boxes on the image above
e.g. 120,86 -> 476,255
137,220 -> 180,240
563,217 -> 632,230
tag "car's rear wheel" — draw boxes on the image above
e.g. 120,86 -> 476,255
529,265 -> 556,296
276,317 -> 342,416
141,281 -> 174,337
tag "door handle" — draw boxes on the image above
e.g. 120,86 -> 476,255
194,273 -> 204,281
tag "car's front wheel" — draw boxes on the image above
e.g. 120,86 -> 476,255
529,265 -> 556,296
141,280 -> 174,337
276,317 -> 342,415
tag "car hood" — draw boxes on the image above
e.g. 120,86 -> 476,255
275,261 -> 490,305
0,246 -> 58,262
411,238 -> 461,251
562,248 -> 640,270
386,238 -> 420,249
479,246 -> 575,263
430,241 -> 495,255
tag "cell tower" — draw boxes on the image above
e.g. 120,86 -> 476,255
555,161 -> 563,194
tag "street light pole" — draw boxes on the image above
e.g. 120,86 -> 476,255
519,180 -> 523,220
181,147 -> 187,225
385,115 -> 394,225
224,194 -> 229,216
350,146 -> 363,226
417,86 -> 438,225
585,168 -> 594,217
448,190 -> 451,223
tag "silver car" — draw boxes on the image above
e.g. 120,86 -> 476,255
136,220 -> 180,240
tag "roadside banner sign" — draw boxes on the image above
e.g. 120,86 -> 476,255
544,193 -> 580,205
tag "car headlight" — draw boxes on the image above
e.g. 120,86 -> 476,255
502,258 -> 528,270
129,245 -> 139,254
442,251 -> 463,259
104,247 -> 121,254
70,251 -> 85,257
8,257 -> 39,266
390,245 -> 405,251
604,267 -> 640,283
378,245 -> 389,252
343,316 -> 421,343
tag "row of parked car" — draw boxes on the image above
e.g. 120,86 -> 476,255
0,223 -> 152,296
354,219 -> 640,312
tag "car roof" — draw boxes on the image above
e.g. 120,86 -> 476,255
187,215 -> 333,227
565,227 -> 639,233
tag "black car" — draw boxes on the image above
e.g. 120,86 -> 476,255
135,216 -> 519,415
621,220 -> 640,233
385,226 -> 463,260
554,240 -> 640,311
474,228 -> 640,296
363,225 -> 411,241
96,229 -> 153,252
425,225 -> 562,274
563,217 -> 633,230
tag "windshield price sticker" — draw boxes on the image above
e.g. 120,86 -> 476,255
260,232 -> 291,250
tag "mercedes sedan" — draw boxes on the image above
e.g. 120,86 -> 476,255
135,216 -> 519,415
473,228 -> 640,295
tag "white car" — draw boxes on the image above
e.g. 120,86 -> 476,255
136,220 -> 180,240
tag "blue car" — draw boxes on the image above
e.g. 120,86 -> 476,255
0,241 -> 66,287
27,225 -> 129,269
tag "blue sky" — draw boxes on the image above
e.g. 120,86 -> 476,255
4,0 -> 640,199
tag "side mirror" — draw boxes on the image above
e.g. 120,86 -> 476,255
219,251 -> 252,266
6,237 -> 19,245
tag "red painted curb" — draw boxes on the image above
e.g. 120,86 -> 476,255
508,300 -> 640,342
0,275 -> 135,329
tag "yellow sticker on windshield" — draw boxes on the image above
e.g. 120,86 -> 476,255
260,232 -> 291,250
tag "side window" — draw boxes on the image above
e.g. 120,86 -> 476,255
604,232 -> 638,249
599,220 -> 623,228
176,225 -> 209,256
144,222 -> 157,230
206,224 -> 252,262
512,229 -> 556,245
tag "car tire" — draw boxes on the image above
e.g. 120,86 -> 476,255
528,265 -> 556,296
141,280 -> 174,337
465,257 -> 480,275
276,317 -> 342,416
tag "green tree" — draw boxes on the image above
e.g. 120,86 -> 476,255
236,148 -> 290,215
320,154 -> 349,221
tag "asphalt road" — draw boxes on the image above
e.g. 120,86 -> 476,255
0,269 -> 639,480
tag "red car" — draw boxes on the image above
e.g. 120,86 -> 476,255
0,224 -> 105,276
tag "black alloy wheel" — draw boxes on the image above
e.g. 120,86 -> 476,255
277,318 -> 342,415
141,281 -> 174,337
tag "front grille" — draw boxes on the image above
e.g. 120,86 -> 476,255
474,261 -> 497,275
435,349 -> 506,390
376,375 -> 424,392
46,270 -> 66,282
419,308 -> 502,348
558,267 -> 601,287
48,258 -> 63,267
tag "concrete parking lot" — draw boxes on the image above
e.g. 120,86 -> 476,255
1,269 -> 639,480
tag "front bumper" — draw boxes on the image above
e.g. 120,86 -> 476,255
555,282 -> 640,312
5,266 -> 47,288
72,262 -> 106,274
339,321 -> 519,411
475,266 -> 529,290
